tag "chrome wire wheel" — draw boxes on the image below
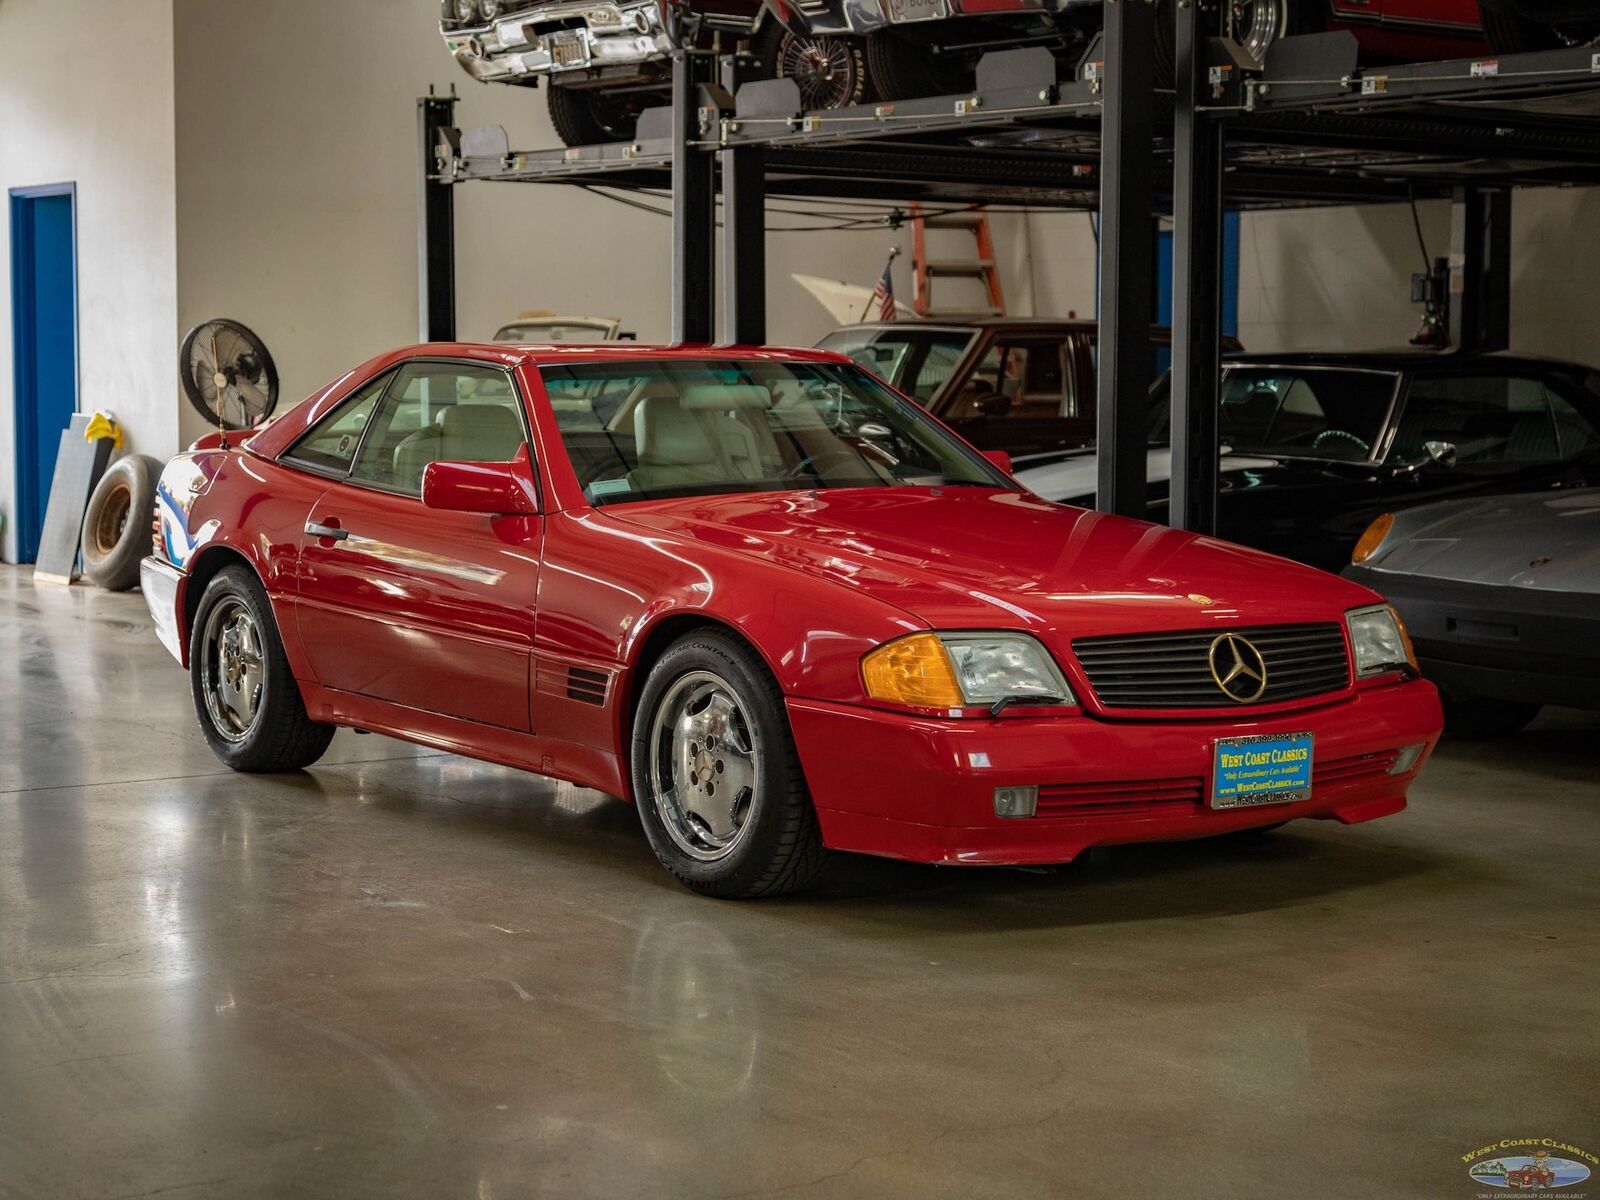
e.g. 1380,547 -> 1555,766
200,599 -> 266,743
775,32 -> 865,111
1231,0 -> 1289,63
647,671 -> 763,863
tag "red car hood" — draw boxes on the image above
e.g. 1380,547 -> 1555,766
607,488 -> 1378,639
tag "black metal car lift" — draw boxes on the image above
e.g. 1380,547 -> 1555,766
418,23 -> 1600,526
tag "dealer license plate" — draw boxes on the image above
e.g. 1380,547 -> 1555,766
884,0 -> 948,23
1211,732 -> 1313,810
549,31 -> 586,67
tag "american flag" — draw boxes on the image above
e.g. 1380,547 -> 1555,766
870,260 -> 897,322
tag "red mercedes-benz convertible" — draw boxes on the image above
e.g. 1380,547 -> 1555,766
144,343 -> 1441,897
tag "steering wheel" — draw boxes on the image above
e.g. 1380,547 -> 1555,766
1312,429 -> 1370,456
782,446 -> 869,483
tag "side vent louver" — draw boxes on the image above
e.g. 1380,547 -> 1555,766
566,667 -> 608,706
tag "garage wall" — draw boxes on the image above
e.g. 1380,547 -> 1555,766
173,0 -> 1011,446
1236,191 -> 1600,360
0,0 -> 178,563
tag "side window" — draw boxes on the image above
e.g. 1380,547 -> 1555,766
350,362 -> 528,494
282,373 -> 391,474
1390,375 -> 1560,466
1545,379 -> 1600,457
948,340 -> 1068,421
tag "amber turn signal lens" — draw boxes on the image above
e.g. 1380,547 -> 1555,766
861,633 -> 964,708
1388,604 -> 1418,670
1352,512 -> 1394,564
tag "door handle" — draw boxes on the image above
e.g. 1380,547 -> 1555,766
305,520 -> 348,541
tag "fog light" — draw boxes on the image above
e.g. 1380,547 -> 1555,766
1390,744 -> 1425,775
993,786 -> 1038,819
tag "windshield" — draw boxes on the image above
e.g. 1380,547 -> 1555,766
1147,367 -> 1396,461
540,359 -> 1013,506
817,328 -> 976,405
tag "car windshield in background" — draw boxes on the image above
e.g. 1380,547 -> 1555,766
540,359 -> 1011,506
817,328 -> 976,405
1147,368 -> 1395,460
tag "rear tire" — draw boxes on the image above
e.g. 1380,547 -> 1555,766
1442,694 -> 1542,740
755,22 -> 872,110
81,454 -> 161,591
1480,8 -> 1561,53
189,565 -> 335,772
1155,0 -> 1328,84
631,630 -> 827,898
866,31 -> 970,101
547,84 -> 643,147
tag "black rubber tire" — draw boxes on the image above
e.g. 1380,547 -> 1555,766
189,565 -> 335,772
630,630 -> 827,899
1480,8 -> 1561,53
1442,694 -> 1542,740
865,31 -> 971,101
547,84 -> 643,147
81,454 -> 161,591
1155,0 -> 1329,85
754,22 -> 872,110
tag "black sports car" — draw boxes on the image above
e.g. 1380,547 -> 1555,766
1344,487 -> 1600,738
1021,350 -> 1600,573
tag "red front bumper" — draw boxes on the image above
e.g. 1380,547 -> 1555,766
787,679 -> 1442,865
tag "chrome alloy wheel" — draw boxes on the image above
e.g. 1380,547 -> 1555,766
1231,0 -> 1289,63
201,599 -> 265,743
777,33 -> 864,111
648,671 -> 762,863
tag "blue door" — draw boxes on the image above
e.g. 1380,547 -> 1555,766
10,186 -> 78,563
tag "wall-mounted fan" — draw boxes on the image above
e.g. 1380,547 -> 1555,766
180,319 -> 279,431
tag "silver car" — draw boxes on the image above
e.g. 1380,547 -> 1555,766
1343,488 -> 1600,737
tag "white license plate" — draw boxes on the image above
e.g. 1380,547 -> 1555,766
884,0 -> 948,23
1211,731 -> 1314,810
549,32 -> 585,66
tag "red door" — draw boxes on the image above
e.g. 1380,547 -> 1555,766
296,481 -> 541,731
290,359 -> 543,732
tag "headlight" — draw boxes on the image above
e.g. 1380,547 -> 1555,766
478,0 -> 503,19
1352,512 -> 1394,564
452,0 -> 477,20
1346,604 -> 1416,677
861,632 -> 1074,710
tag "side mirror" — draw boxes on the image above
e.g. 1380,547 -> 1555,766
982,449 -> 1013,474
1422,439 -> 1458,469
421,444 -> 538,515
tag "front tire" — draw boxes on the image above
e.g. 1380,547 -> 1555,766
189,565 -> 335,772
631,631 -> 827,898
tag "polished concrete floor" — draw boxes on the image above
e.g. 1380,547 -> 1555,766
1,565 -> 1596,1200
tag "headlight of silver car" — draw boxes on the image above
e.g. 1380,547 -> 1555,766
861,632 -> 1074,709
1346,604 -> 1417,678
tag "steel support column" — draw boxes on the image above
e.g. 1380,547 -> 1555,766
721,57 -> 767,345
1449,187 -> 1511,353
672,51 -> 718,344
1095,0 -> 1157,517
417,92 -> 457,343
1169,0 -> 1224,535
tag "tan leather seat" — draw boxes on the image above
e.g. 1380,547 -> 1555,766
392,403 -> 524,491
628,394 -> 728,492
